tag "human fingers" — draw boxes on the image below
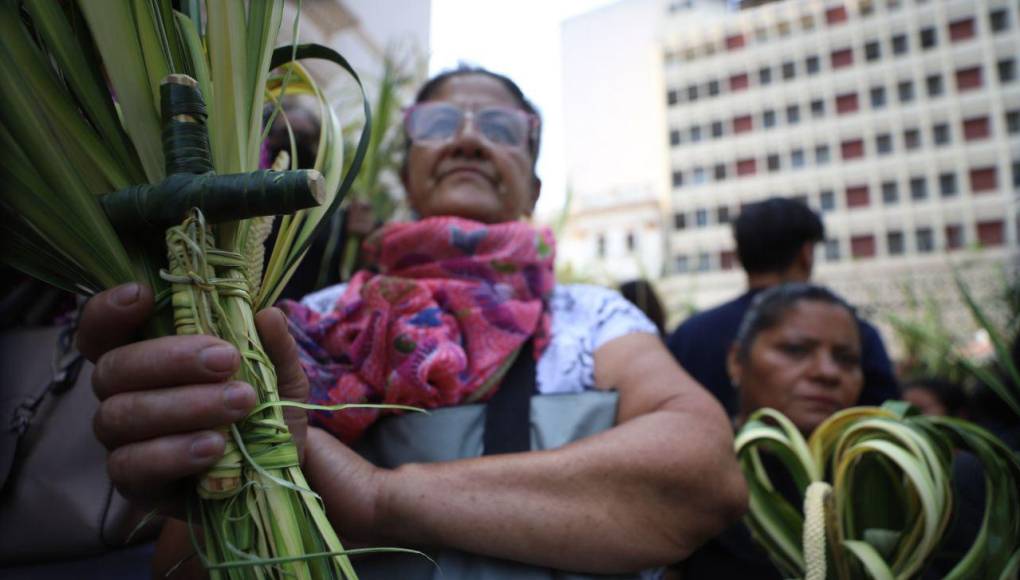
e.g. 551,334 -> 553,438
92,334 -> 240,401
256,307 -> 309,459
93,381 -> 256,449
106,430 -> 227,509
77,283 -> 154,362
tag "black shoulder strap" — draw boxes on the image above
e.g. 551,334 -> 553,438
482,340 -> 536,456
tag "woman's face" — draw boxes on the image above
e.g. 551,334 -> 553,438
731,300 -> 864,434
402,74 -> 540,224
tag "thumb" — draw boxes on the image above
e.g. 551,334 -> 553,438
256,306 -> 310,461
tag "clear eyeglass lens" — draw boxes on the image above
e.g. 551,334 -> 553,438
409,103 -> 527,147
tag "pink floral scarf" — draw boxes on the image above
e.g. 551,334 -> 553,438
281,216 -> 556,443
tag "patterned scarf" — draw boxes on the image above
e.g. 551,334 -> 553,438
281,216 -> 556,443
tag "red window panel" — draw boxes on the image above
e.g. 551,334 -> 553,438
977,220 -> 1005,246
955,67 -> 983,92
732,114 -> 753,134
736,158 -> 757,176
831,48 -> 854,69
945,224 -> 964,250
841,139 -> 864,160
720,250 -> 737,270
969,166 -> 998,192
948,18 -> 975,42
729,72 -> 750,92
825,5 -> 848,25
851,235 -> 876,258
725,33 -> 746,51
846,185 -> 870,208
962,116 -> 990,140
835,93 -> 859,114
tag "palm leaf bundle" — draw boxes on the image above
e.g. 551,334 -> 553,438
736,403 -> 1020,579
0,1 -> 374,577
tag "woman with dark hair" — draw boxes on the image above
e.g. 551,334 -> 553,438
619,279 -> 667,337
80,65 -> 746,578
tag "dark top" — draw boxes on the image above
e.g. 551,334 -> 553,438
666,289 -> 899,417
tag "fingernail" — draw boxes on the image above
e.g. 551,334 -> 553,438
190,432 -> 224,460
110,283 -> 140,307
223,382 -> 254,411
200,345 -> 237,373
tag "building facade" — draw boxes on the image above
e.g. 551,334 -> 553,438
655,0 -> 1019,334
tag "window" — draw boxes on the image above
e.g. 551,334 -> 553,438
792,193 -> 809,206
831,48 -> 854,69
686,84 -> 699,101
695,208 -> 708,227
955,66 -> 983,91
1007,110 -> 1020,134
736,158 -> 758,176
998,59 -> 1016,83
915,227 -> 934,253
989,9 -> 1010,33
711,120 -> 724,138
841,139 -> 865,160
1014,160 -> 1020,188
667,89 -> 679,106
846,185 -> 870,208
713,163 -> 727,181
801,14 -> 816,30
777,21 -> 791,37
824,239 -> 841,261
729,72 -> 750,91
675,255 -> 689,273
870,86 -> 887,108
669,129 -> 682,147
826,5 -> 848,25
762,109 -> 777,128
759,67 -> 772,85
887,230 -> 905,255
904,128 -> 921,150
859,0 -> 874,16
725,33 -> 746,51
767,154 -> 781,172
820,190 -> 836,212
969,166 -> 998,192
945,224 -> 964,250
810,99 -> 825,117
919,27 -> 937,49
626,231 -> 637,252
720,250 -> 737,271
910,176 -> 928,200
897,80 -> 915,102
596,234 -> 606,258
836,93 -> 859,114
876,133 -> 893,154
673,212 -> 687,229
697,252 -> 712,272
865,40 -> 881,61
851,234 -> 876,258
892,33 -> 908,56
926,74 -> 943,97
707,79 -> 720,96
782,61 -> 796,80
791,149 -> 805,168
949,17 -> 975,41
689,125 -> 703,142
933,123 -> 951,145
977,220 -> 1005,246
939,172 -> 957,196
815,144 -> 831,164
882,181 -> 899,204
733,114 -> 753,134
963,116 -> 990,141
672,170 -> 684,187
805,55 -> 821,75
786,104 -> 800,124
717,206 -> 731,224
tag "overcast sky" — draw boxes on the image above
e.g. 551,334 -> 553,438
429,0 -> 619,219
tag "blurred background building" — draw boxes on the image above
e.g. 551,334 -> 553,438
560,0 -> 1019,346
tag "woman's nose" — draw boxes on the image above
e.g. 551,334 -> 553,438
811,351 -> 843,385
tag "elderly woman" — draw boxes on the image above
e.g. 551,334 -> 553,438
80,67 -> 746,578
677,283 -> 864,578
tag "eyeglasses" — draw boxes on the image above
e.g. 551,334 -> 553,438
403,102 -> 539,150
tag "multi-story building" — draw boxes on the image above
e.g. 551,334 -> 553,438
653,0 -> 1020,337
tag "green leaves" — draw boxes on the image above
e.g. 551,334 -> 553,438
737,405 -> 1020,579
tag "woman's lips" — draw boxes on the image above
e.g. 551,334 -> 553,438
797,394 -> 843,409
436,166 -> 497,185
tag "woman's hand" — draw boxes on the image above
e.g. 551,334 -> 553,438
81,283 -> 309,515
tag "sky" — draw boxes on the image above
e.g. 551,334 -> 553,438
428,0 -> 620,219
